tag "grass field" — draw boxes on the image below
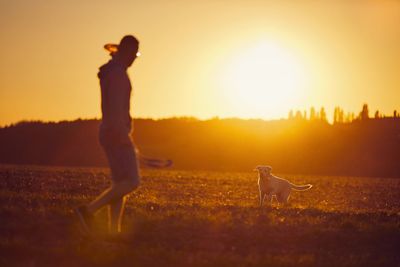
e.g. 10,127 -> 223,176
0,164 -> 399,267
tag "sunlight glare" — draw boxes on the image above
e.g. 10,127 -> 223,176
219,41 -> 307,119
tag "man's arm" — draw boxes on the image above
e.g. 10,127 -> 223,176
105,70 -> 131,145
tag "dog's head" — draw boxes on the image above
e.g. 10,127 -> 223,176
254,165 -> 272,177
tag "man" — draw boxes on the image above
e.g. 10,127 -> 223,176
75,35 -> 141,237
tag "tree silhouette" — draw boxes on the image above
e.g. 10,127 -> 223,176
1,115 -> 400,177
295,110 -> 302,120
345,112 -> 352,123
288,110 -> 294,120
334,107 -> 345,123
333,107 -> 338,124
360,104 -> 369,120
320,107 -> 327,122
310,107 -> 316,120
338,108 -> 344,123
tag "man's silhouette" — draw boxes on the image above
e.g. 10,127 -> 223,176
75,35 -> 140,237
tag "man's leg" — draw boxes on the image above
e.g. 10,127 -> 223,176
87,179 -> 138,214
108,196 -> 126,234
79,141 -> 140,235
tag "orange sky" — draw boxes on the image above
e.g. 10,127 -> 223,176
0,0 -> 399,126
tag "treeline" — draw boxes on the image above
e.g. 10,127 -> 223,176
0,114 -> 399,177
289,104 -> 399,123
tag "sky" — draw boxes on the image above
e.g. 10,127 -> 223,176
0,0 -> 399,126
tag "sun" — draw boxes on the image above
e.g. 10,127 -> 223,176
219,41 -> 307,119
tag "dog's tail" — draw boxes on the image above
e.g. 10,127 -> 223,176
290,183 -> 312,191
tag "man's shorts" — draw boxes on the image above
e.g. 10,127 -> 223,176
101,140 -> 140,185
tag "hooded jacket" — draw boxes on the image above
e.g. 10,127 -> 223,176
97,58 -> 132,144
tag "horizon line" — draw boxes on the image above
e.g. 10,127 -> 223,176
2,103 -> 398,128
3,114 -> 400,129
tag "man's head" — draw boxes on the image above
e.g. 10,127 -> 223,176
105,35 -> 140,67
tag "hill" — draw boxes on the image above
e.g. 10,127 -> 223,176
0,117 -> 399,177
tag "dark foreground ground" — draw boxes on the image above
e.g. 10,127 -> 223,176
0,164 -> 399,267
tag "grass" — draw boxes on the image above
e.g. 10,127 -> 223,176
0,164 -> 399,267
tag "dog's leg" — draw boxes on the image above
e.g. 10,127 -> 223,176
265,194 -> 272,206
284,189 -> 291,204
277,191 -> 290,207
263,193 -> 269,207
259,190 -> 264,207
260,190 -> 269,207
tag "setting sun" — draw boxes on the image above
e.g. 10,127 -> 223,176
219,41 -> 307,118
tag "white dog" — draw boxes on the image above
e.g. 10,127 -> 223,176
254,165 -> 312,206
